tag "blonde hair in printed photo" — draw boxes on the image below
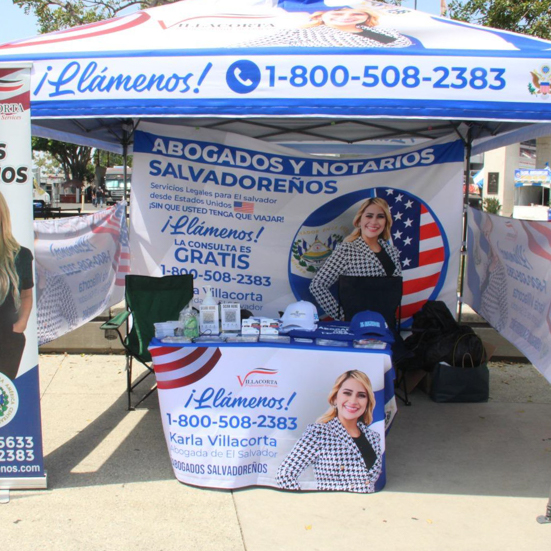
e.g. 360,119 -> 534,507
0,191 -> 22,310
318,370 -> 376,425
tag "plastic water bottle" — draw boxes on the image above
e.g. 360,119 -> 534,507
179,301 -> 199,338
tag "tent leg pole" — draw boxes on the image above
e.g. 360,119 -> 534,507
458,128 -> 473,324
537,481 -> 551,524
121,118 -> 137,218
122,140 -> 128,218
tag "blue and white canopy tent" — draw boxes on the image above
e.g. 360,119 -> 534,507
1,0 -> 551,155
4,2 -> 551,509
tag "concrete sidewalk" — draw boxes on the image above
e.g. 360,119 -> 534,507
1,354 -> 550,551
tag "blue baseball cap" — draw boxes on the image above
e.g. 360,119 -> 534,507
350,310 -> 394,343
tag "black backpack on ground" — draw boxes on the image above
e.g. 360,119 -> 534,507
403,301 -> 486,371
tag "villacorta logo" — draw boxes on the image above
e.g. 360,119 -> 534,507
0,78 -> 23,93
237,368 -> 278,388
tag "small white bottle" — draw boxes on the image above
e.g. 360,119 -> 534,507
199,286 -> 220,335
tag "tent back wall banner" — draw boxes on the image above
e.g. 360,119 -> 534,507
131,123 -> 464,322
1,0 -> 551,125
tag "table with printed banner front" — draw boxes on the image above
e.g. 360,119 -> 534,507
148,339 -> 396,492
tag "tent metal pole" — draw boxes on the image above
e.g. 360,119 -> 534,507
121,120 -> 134,219
121,119 -> 139,219
457,127 -> 473,323
536,481 -> 551,523
123,140 -> 128,218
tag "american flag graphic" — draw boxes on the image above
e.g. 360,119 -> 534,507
149,345 -> 221,389
91,203 -> 130,286
376,188 -> 447,324
519,220 -> 551,335
520,220 -> 551,262
234,201 -> 254,214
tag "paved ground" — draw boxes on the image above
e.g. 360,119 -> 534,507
1,354 -> 550,551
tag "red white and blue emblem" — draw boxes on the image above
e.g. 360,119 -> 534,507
149,345 -> 222,389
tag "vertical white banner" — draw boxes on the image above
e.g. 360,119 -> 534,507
0,64 -> 46,489
465,207 -> 551,384
34,202 -> 130,345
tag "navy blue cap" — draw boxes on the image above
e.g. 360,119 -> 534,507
350,310 -> 394,343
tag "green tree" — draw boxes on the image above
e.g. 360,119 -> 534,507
447,0 -> 551,40
95,150 -> 133,169
32,137 -> 94,183
483,197 -> 502,214
13,0 -> 143,182
33,150 -> 60,174
14,0 -> 177,33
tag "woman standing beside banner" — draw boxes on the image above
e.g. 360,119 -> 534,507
0,191 -> 34,380
309,197 -> 401,320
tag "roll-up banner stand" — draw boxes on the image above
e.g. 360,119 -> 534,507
0,63 -> 47,498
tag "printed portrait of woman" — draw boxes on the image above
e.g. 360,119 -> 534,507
0,191 -> 34,380
474,213 -> 508,332
276,370 -> 383,493
236,7 -> 412,48
309,197 -> 402,321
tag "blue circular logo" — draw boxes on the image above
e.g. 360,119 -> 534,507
226,60 -> 261,94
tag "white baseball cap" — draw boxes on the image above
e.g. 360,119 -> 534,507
279,301 -> 319,332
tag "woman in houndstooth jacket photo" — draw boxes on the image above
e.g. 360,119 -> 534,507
235,7 -> 412,49
309,197 -> 402,320
0,191 -> 34,380
276,370 -> 383,493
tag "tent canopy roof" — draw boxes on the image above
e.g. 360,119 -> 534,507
30,115 -> 540,156
3,0 -> 551,153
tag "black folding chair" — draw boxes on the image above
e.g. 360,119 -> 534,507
338,275 -> 413,405
101,274 -> 194,410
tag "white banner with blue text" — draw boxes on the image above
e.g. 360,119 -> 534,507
131,122 -> 464,325
33,202 -> 130,345
3,0 -> 551,123
150,342 -> 394,491
464,207 -> 551,384
0,63 -> 46,489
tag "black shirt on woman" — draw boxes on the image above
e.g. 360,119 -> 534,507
352,431 -> 377,470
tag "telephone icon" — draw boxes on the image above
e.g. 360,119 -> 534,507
234,68 -> 254,87
226,60 -> 261,94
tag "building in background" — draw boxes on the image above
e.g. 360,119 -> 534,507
477,140 -> 538,217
